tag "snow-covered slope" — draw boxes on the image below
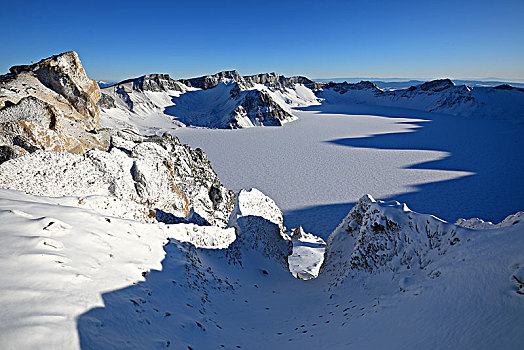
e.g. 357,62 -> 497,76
1,188 -> 522,349
98,71 -> 320,132
317,79 -> 524,120
0,189 -> 235,349
0,132 -> 235,227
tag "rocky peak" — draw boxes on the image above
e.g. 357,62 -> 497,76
419,78 -> 455,92
180,70 -> 243,90
230,89 -> 296,128
353,80 -> 381,90
0,51 -> 109,163
113,74 -> 184,93
8,51 -> 101,126
243,73 -> 315,90
320,194 -> 462,283
318,80 -> 382,94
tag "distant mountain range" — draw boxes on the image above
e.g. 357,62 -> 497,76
313,77 -> 524,90
95,71 -> 524,132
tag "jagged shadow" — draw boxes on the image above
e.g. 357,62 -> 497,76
76,235 -> 246,349
293,102 -> 524,225
76,216 -> 303,349
163,85 -> 234,128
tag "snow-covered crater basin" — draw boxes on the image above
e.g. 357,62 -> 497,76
174,103 -> 524,238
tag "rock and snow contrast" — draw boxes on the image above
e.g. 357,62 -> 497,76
315,79 -> 524,120
98,70 -> 320,132
1,51 -> 523,349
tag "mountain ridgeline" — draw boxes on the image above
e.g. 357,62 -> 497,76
97,70 -> 524,131
1,51 -> 523,349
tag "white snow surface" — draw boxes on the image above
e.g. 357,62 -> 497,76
174,104 -> 524,237
228,188 -> 284,229
1,188 -> 523,349
0,189 -> 234,349
288,226 -> 326,279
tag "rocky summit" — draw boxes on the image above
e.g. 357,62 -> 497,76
0,52 -> 109,162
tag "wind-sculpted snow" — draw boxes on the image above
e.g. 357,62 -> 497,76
321,194 -> 464,282
0,189 -> 235,349
0,132 -> 235,227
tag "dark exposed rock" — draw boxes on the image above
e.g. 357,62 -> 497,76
98,93 -> 116,109
180,71 -> 243,90
116,74 -> 185,93
229,90 -> 295,128
419,79 -> 455,92
0,146 -> 17,164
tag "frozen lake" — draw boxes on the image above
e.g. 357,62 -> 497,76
174,103 -> 524,238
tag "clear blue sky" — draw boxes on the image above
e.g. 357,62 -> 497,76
2,0 -> 523,81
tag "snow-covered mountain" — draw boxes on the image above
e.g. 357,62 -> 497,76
316,79 -> 524,120
1,188 -> 522,349
1,51 -> 523,349
98,71 -> 320,131
98,69 -> 524,132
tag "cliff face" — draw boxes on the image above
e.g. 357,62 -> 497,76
0,51 -> 109,162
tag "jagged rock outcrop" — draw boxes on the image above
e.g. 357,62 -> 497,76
0,132 -> 235,227
180,70 -> 243,90
318,80 -> 383,94
0,51 -> 109,162
226,189 -> 292,267
99,70 -> 319,130
229,89 -> 295,128
181,70 -> 316,91
321,195 -> 463,283
418,78 -> 455,92
98,74 -> 187,114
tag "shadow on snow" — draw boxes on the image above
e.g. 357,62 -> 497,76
288,102 -> 524,229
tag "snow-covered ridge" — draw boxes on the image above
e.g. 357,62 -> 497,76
0,132 -> 235,227
322,194 -> 465,281
99,67 -> 524,131
456,211 -> 523,229
316,78 -> 524,120
321,194 -> 524,285
98,70 -> 321,131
